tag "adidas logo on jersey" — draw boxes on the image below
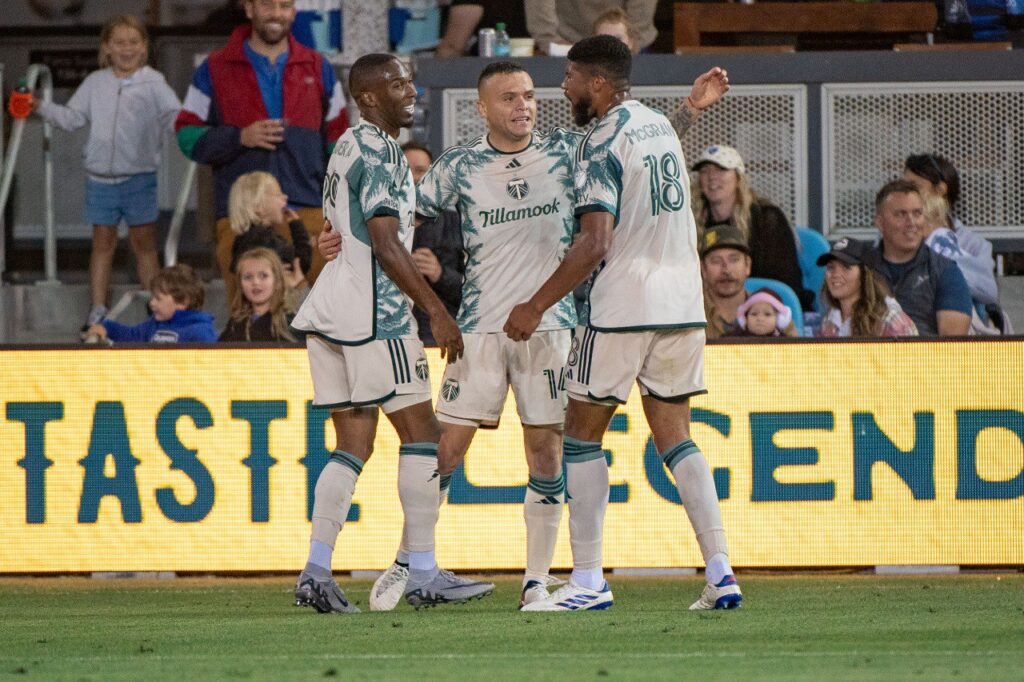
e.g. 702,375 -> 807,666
505,158 -> 522,169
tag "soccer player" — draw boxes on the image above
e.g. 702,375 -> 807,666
505,35 -> 741,611
291,53 -> 493,613
360,61 -> 581,611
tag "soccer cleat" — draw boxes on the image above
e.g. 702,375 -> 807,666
404,568 -> 494,609
293,571 -> 361,614
518,575 -> 567,609
519,579 -> 613,612
369,562 -> 409,612
689,574 -> 742,610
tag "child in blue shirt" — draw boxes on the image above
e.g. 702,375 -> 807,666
85,264 -> 217,343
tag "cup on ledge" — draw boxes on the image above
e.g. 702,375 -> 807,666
509,38 -> 535,57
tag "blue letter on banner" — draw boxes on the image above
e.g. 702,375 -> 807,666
232,400 -> 285,522
751,412 -> 835,502
79,401 -> 142,523
852,412 -> 935,500
155,398 -> 216,522
956,410 -> 1024,500
8,402 -> 62,524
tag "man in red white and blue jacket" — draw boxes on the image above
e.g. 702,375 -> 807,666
175,0 -> 347,290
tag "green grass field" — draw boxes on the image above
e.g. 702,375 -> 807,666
1,574 -> 1022,681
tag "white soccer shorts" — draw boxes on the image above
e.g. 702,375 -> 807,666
565,326 -> 707,405
436,330 -> 571,427
306,334 -> 431,413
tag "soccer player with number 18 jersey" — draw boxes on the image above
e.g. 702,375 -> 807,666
505,36 -> 742,612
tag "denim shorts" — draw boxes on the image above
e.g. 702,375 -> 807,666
85,172 -> 158,226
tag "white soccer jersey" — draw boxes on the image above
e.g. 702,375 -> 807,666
417,129 -> 580,333
573,101 -> 706,331
292,123 -> 417,344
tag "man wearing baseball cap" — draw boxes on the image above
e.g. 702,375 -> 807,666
699,223 -> 752,338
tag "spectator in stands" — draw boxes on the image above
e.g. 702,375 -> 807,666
725,287 -> 793,338
903,153 -> 999,309
691,144 -> 813,310
227,171 -> 311,300
219,247 -> 296,341
592,8 -> 637,53
436,1 -> 528,57
33,14 -> 181,330
84,264 -> 217,343
404,141 -> 465,345
868,180 -> 972,336
526,0 -> 657,55
175,0 -> 347,296
700,224 -> 798,338
816,237 -> 917,338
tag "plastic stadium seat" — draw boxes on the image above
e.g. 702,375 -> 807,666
745,277 -> 804,335
796,227 -> 830,312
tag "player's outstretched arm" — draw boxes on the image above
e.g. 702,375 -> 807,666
367,215 -> 464,360
504,213 -> 613,342
671,67 -> 730,138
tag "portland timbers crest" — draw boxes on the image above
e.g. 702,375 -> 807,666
441,378 -> 460,402
506,177 -> 530,200
415,357 -> 429,381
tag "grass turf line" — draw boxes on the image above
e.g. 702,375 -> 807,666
0,574 -> 1022,681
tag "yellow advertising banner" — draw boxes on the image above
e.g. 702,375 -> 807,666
0,341 -> 1021,572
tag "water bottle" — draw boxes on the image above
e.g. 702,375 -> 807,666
494,22 -> 511,57
8,79 -> 33,119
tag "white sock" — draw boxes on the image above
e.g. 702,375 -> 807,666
308,451 -> 363,566
395,471 -> 450,566
523,472 -> 565,583
408,550 -> 436,571
706,553 -> 731,585
662,440 -> 731,579
564,436 -> 609,575
397,443 -> 440,555
571,567 -> 605,591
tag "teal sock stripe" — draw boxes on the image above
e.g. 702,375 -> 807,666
439,473 -> 452,491
528,473 -> 566,496
564,435 -> 604,463
661,439 -> 700,471
329,450 -> 364,475
399,442 -> 438,458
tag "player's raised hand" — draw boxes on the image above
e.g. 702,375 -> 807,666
688,67 -> 729,112
317,219 -> 341,261
503,301 -> 542,342
431,310 -> 464,361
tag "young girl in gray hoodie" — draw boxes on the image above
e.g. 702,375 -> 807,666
34,14 -> 181,330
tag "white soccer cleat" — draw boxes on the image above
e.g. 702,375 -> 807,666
689,574 -> 742,610
519,579 -> 613,612
518,575 -> 565,609
369,562 -> 409,612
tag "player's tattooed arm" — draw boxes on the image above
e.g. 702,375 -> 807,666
672,67 -> 730,138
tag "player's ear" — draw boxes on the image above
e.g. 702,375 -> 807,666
475,99 -> 486,120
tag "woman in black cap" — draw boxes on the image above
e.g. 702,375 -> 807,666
817,238 -> 918,338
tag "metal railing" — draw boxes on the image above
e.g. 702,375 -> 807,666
0,64 -> 55,281
164,160 -> 197,267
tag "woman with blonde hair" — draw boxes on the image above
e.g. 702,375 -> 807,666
691,144 -> 812,310
592,8 -> 638,53
219,247 -> 296,342
227,171 -> 312,301
816,238 -> 917,338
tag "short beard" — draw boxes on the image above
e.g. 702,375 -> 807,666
571,96 -> 596,126
254,22 -> 289,46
